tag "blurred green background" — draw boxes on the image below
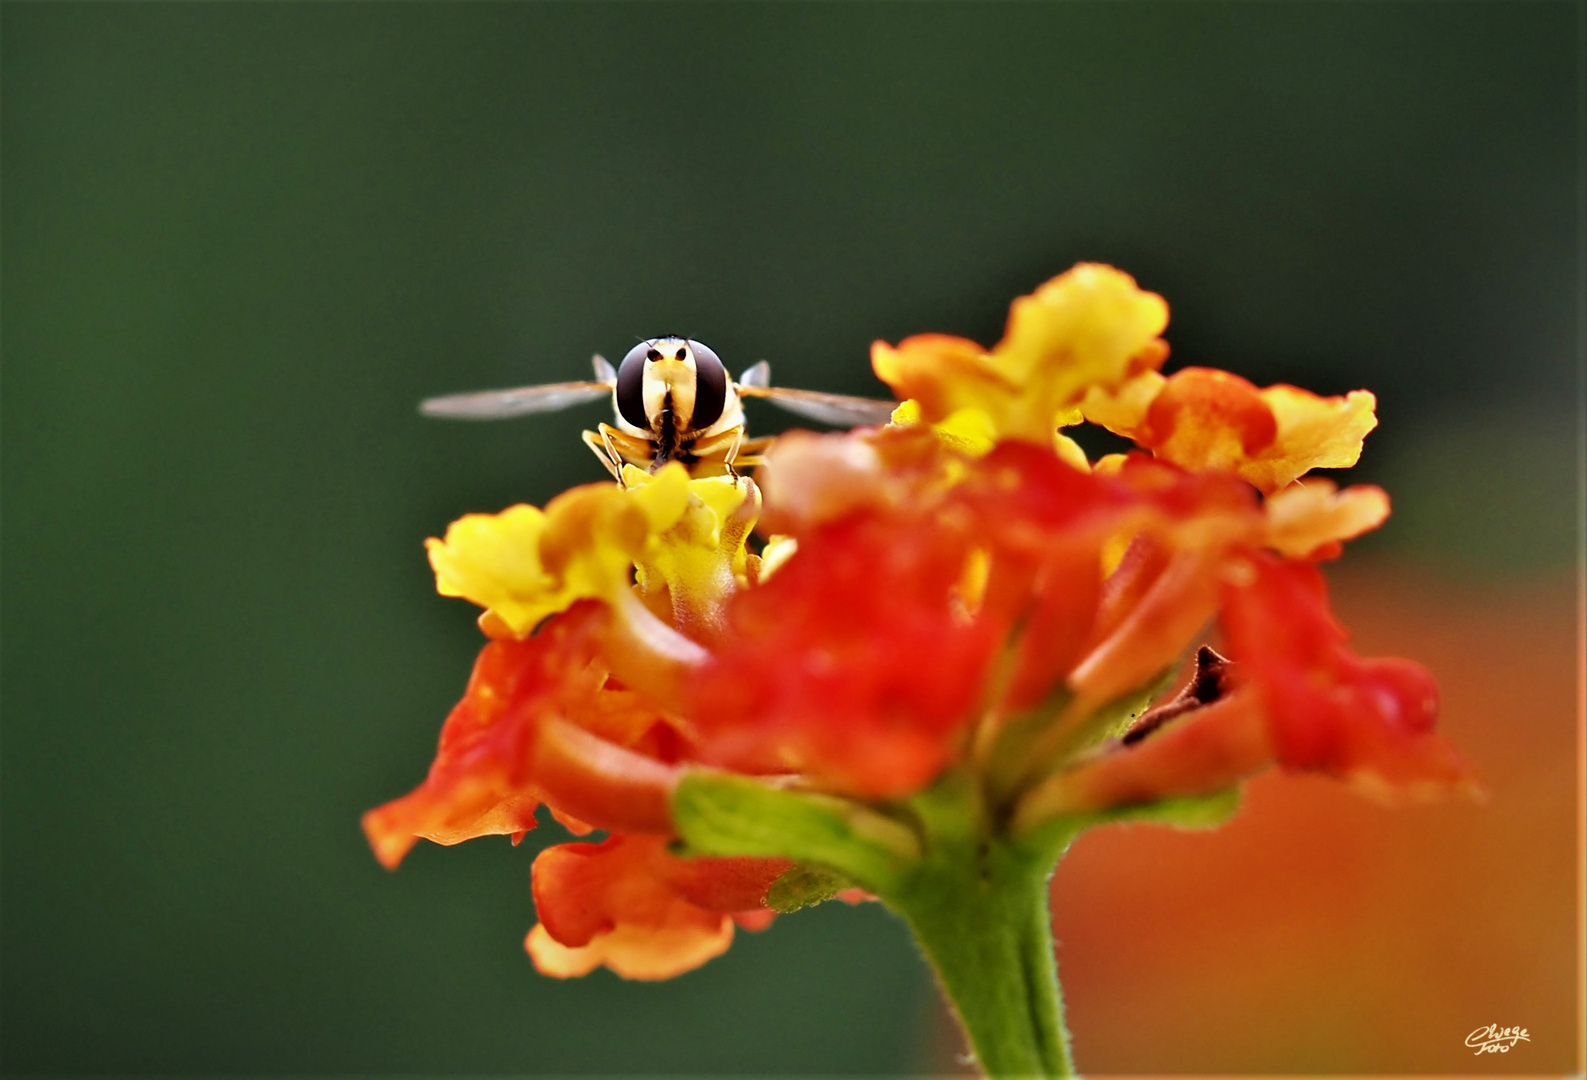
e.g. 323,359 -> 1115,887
1,2 -> 1575,1075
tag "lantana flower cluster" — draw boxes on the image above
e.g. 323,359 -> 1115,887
365,266 -> 1472,1070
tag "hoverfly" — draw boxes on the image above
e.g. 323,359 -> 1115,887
420,337 -> 897,482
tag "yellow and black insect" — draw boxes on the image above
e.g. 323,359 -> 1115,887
421,336 -> 896,481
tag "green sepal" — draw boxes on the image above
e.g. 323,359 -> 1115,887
764,864 -> 853,913
671,770 -> 919,892
1018,784 -> 1245,857
1117,783 -> 1237,824
1077,783 -> 1244,831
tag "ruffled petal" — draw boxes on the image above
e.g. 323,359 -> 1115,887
1264,479 -> 1390,560
525,919 -> 733,980
875,265 -> 1169,444
363,605 -> 688,868
995,264 -> 1170,410
1262,384 -> 1379,485
426,475 -> 681,638
426,505 -> 561,638
424,464 -> 762,641
1077,369 -> 1162,435
1083,367 -> 1379,494
527,835 -> 785,980
363,631 -> 571,870
872,334 -> 1010,435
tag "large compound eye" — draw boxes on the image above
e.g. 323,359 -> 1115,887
689,339 -> 727,429
615,342 -> 652,429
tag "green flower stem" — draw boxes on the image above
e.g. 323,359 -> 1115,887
886,839 -> 1073,1078
873,774 -> 1075,1079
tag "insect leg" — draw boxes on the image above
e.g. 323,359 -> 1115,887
722,430 -> 745,477
686,426 -> 749,478
732,435 -> 776,471
601,427 -> 629,487
582,429 -> 622,481
594,423 -> 657,487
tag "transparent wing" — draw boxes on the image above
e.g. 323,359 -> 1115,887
420,380 -> 612,420
738,384 -> 898,428
738,360 -> 772,389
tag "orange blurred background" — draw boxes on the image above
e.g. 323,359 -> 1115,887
926,561 -> 1579,1075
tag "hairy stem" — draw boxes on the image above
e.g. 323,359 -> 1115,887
881,778 -> 1074,1078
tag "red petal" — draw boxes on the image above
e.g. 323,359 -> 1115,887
531,717 -> 679,835
1220,553 -> 1473,797
363,636 -> 551,869
528,835 -> 783,980
695,509 -> 998,798
364,603 -> 688,868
